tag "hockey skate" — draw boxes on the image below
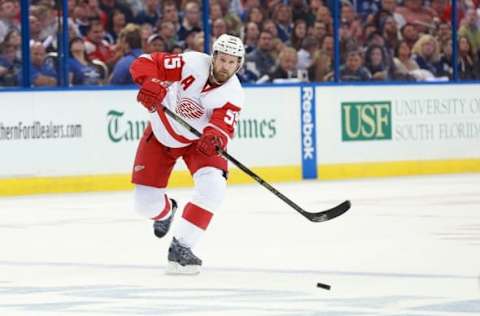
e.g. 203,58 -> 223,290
153,199 -> 177,239
166,237 -> 202,275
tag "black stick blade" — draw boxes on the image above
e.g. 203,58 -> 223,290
302,200 -> 351,222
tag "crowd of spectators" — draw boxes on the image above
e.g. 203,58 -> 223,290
1,0 -> 480,87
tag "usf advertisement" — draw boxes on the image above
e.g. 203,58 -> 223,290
340,98 -> 480,143
316,84 -> 480,178
341,101 -> 392,142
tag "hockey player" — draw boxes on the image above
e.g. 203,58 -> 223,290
129,34 -> 245,274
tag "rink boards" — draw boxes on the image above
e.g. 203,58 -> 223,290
1,84 -> 480,195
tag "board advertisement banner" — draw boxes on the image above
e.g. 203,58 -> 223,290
0,87 -> 301,180
316,84 -> 480,164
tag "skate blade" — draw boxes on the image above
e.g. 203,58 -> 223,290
165,262 -> 201,275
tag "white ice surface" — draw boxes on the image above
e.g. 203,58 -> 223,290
1,174 -> 479,315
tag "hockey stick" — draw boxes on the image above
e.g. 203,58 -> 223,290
160,106 -> 351,222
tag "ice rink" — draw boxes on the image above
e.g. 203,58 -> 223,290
1,173 -> 479,315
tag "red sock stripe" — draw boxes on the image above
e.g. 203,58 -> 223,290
182,202 -> 213,230
151,195 -> 171,220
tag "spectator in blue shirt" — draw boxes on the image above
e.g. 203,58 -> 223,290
411,34 -> 443,78
0,43 -> 21,86
29,41 -> 57,87
273,3 -> 293,43
177,1 -> 202,42
68,37 -> 103,85
243,21 -> 259,55
340,49 -> 372,82
245,30 -> 277,82
135,0 -> 160,27
109,24 -> 143,85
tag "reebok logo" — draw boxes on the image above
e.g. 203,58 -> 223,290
300,86 -> 317,179
301,87 -> 315,160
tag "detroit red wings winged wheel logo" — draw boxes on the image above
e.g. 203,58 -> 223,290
175,98 -> 205,119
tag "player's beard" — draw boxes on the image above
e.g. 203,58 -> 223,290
211,67 -> 233,84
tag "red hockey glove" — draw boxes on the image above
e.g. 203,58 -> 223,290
197,127 -> 228,157
137,77 -> 168,112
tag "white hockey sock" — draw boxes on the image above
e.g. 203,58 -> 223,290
173,202 -> 213,249
151,197 -> 172,221
133,184 -> 171,220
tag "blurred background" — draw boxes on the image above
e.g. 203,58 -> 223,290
1,0 -> 480,88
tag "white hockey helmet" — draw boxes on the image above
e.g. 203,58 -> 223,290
211,34 -> 245,70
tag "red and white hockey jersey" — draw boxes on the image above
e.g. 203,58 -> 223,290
130,51 -> 244,148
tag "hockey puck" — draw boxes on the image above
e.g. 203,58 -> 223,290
316,282 -> 331,290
